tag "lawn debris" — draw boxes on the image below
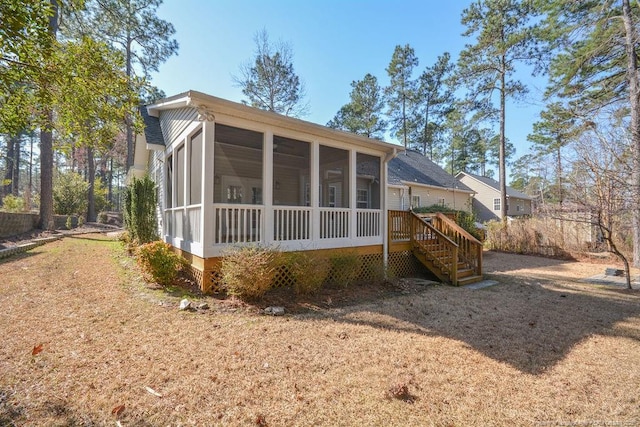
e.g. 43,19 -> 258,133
111,404 -> 125,417
144,386 -> 162,398
179,299 -> 192,311
386,383 -> 416,403
31,344 -> 43,356
264,306 -> 285,316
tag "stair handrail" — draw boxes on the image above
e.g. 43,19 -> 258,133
432,212 -> 483,276
411,212 -> 459,284
433,212 -> 483,245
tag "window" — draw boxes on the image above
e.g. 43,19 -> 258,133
516,204 -> 522,212
190,130 -> 202,205
328,186 -> 337,207
412,195 -> 421,209
166,154 -> 173,208
493,198 -> 501,211
357,189 -> 369,208
226,185 -> 243,203
176,145 -> 185,207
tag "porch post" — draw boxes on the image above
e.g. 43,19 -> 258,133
202,120 -> 215,258
263,129 -> 274,245
382,157 -> 389,270
311,141 -> 319,242
349,148 -> 357,239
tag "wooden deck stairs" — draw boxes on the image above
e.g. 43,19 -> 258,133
389,211 -> 483,286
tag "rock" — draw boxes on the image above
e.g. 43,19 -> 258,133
196,302 -> 210,310
264,306 -> 285,316
179,299 -> 192,311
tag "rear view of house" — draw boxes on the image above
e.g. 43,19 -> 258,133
132,90 -> 483,290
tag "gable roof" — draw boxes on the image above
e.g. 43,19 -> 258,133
456,171 -> 533,200
139,105 -> 165,146
145,90 -> 401,155
388,149 -> 473,193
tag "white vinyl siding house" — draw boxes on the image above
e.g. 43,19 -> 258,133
132,91 -> 400,286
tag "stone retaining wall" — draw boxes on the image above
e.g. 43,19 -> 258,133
0,212 -> 83,238
0,212 -> 39,238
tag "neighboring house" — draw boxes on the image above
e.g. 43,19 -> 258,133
456,171 -> 533,222
388,150 -> 474,212
132,90 -> 483,290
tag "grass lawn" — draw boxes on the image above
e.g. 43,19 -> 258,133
1,234 -> 639,426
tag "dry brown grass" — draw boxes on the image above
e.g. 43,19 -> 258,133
1,235 -> 640,426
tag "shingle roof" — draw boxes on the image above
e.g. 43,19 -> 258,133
139,106 -> 165,146
458,171 -> 532,200
388,149 -> 473,192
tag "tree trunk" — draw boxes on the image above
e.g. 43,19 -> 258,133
3,136 -> 16,198
87,146 -> 96,222
125,34 -> 134,169
499,57 -> 508,223
38,0 -> 58,231
11,135 -> 20,196
622,0 -> 640,267
108,157 -> 113,207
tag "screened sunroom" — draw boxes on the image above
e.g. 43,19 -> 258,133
134,91 -> 399,264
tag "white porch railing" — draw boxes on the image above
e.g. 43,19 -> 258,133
274,207 -> 312,241
167,206 -> 382,249
319,208 -> 350,239
214,204 -> 263,244
357,209 -> 381,237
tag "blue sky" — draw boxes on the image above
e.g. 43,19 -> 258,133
151,0 -> 547,176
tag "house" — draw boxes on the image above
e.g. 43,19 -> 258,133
456,171 -> 533,222
132,91 -> 483,290
388,150 -> 474,212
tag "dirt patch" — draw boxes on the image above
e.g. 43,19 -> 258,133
1,238 -> 640,426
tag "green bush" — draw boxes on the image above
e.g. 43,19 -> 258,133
328,251 -> 361,287
1,194 -> 24,212
77,215 -> 85,227
284,252 -> 330,295
136,241 -> 186,286
123,175 -> 158,245
220,245 -> 281,300
93,179 -> 110,214
65,215 -> 73,230
97,212 -> 108,224
54,171 -> 88,215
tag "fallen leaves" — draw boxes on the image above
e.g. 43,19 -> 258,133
31,344 -> 43,356
111,404 -> 125,417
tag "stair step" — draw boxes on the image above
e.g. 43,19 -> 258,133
457,275 -> 484,286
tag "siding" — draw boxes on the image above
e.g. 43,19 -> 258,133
159,107 -> 199,146
388,188 -> 404,210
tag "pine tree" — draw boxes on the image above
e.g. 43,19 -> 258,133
327,73 -> 386,138
385,44 -> 419,150
235,29 -> 307,117
415,52 -> 455,158
458,0 -> 538,222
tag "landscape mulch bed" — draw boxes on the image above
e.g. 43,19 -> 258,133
1,234 -> 639,426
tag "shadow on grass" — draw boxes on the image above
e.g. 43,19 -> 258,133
322,273 -> 640,375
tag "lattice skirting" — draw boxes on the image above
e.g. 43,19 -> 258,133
188,250 -> 430,293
